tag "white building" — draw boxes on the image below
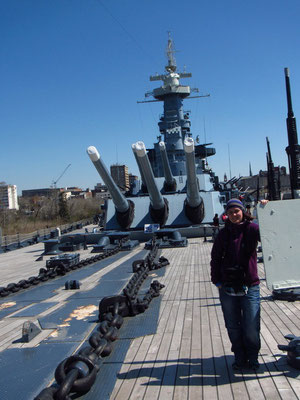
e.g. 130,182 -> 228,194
0,184 -> 19,210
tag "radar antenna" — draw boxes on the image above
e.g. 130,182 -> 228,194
166,32 -> 177,72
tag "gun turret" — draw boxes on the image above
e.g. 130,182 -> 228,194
284,68 -> 300,198
224,176 -> 237,188
132,141 -> 169,226
87,146 -> 134,229
183,137 -> 204,223
159,141 -> 177,192
231,177 -> 242,186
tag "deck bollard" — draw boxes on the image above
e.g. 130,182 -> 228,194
65,280 -> 80,290
22,321 -> 41,342
278,334 -> 300,369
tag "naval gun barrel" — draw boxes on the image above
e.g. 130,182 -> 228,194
87,146 -> 134,229
184,137 -> 202,207
231,177 -> 241,185
132,141 -> 169,226
284,68 -> 300,198
224,176 -> 237,187
132,148 -> 148,193
159,141 -> 177,192
184,137 -> 204,224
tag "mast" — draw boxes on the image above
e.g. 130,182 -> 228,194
144,34 -> 210,178
165,31 -> 177,72
284,68 -> 300,198
149,33 -> 193,157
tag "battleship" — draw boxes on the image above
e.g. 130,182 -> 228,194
87,35 -> 226,240
0,38 -> 300,400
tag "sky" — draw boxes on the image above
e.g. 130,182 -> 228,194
1,0 -> 300,193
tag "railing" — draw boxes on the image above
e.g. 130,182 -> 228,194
0,219 -> 93,252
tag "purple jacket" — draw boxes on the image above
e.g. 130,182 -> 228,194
210,220 -> 260,287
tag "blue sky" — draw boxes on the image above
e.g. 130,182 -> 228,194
1,0 -> 300,193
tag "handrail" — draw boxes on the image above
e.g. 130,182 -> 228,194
0,219 -> 92,250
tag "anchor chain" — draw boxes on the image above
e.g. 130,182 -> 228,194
34,241 -> 168,400
0,242 -> 125,298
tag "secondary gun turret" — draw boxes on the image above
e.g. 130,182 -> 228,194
87,146 -> 134,229
132,141 -> 169,226
183,137 -> 204,223
159,141 -> 177,192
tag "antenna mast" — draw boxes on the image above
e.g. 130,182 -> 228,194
166,31 -> 177,72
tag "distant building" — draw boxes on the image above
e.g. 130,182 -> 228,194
0,184 -> 19,210
239,167 -> 291,199
70,189 -> 92,199
110,164 -> 129,191
92,167 -> 137,199
92,183 -> 111,200
21,187 -> 93,200
64,187 -> 92,198
65,187 -> 82,195
129,174 -> 140,194
94,183 -> 107,192
22,188 -> 60,198
129,174 -> 138,185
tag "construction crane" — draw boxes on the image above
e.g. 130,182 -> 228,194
51,164 -> 71,189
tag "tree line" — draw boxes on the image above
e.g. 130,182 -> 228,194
0,194 -> 103,235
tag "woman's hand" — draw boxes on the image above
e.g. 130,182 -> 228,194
259,199 -> 269,206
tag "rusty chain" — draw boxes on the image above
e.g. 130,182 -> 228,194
0,242 -> 125,298
34,240 -> 168,400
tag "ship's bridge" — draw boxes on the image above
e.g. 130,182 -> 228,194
153,84 -> 191,99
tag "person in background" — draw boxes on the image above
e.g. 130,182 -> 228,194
210,198 -> 267,371
213,213 -> 219,227
212,213 -> 220,242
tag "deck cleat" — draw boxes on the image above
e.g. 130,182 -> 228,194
278,334 -> 300,369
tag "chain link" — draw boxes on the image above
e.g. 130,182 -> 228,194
34,239 -> 168,400
0,246 -> 121,298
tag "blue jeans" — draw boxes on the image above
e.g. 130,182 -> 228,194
219,285 -> 261,363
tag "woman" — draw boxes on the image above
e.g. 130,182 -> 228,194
210,198 -> 266,370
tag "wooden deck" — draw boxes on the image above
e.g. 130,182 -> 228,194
0,234 -> 299,399
0,225 -> 95,287
110,239 -> 300,400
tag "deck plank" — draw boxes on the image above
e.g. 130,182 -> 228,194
1,234 -> 300,399
109,238 -> 300,400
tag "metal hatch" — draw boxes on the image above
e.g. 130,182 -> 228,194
257,199 -> 300,291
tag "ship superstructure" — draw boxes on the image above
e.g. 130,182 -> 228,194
88,36 -> 226,235
146,35 -> 215,180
